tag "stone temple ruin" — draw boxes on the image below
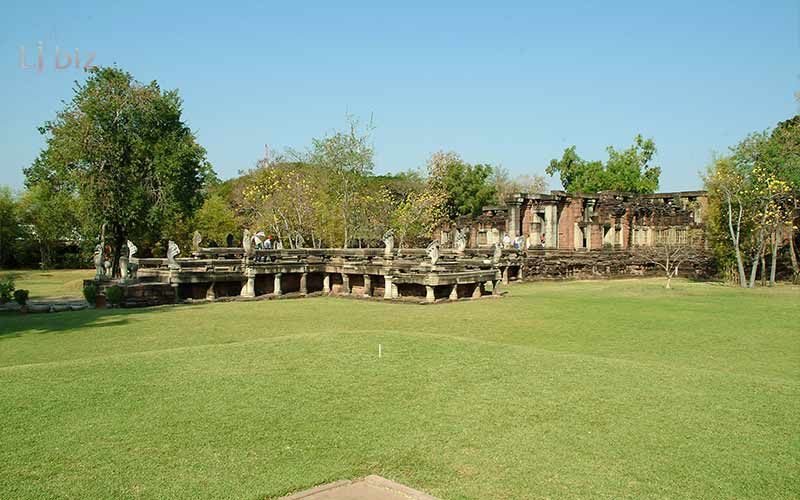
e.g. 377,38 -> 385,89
86,189 -> 714,307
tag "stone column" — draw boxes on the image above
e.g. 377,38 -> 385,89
300,272 -> 308,295
323,273 -> 330,294
363,274 -> 372,297
425,285 -> 435,303
241,271 -> 255,298
206,282 -> 216,300
274,273 -> 282,296
492,280 -> 500,296
449,284 -> 458,300
341,273 -> 350,294
517,265 -> 524,280
384,275 -> 393,299
508,204 -> 519,239
502,266 -> 509,285
544,205 -> 558,248
472,282 -> 483,298
391,282 -> 399,299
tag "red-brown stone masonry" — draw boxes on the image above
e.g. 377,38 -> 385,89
521,203 -> 533,239
557,199 -> 582,249
620,217 -> 630,248
590,224 -> 604,248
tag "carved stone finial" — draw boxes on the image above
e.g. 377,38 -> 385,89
426,240 -> 440,266
382,229 -> 395,256
127,240 -> 138,259
242,229 -> 255,257
454,228 -> 468,254
192,231 -> 203,253
167,240 -> 181,269
492,242 -> 502,264
93,243 -> 104,280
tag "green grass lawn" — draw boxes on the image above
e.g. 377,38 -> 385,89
1,279 -> 798,499
0,269 -> 92,300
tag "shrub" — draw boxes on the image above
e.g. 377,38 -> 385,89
83,283 -> 97,305
13,289 -> 29,306
0,277 -> 14,304
105,285 -> 124,306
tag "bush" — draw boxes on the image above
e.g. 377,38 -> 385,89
13,289 -> 29,306
105,285 -> 124,306
0,277 -> 14,304
83,283 -> 97,305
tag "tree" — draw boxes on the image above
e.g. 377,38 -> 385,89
28,66 -> 212,276
643,242 -> 692,289
769,116 -> 800,283
547,135 -> 661,193
0,187 -> 22,269
390,187 -> 449,248
302,116 -> 375,247
241,162 -> 323,248
428,151 -> 496,218
18,184 -> 79,269
194,193 -> 241,247
704,156 -> 749,287
491,165 -> 548,201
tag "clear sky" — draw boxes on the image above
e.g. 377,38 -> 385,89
1,0 -> 797,192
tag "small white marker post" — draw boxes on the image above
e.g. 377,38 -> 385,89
378,344 -> 382,358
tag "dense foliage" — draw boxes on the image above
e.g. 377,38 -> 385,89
547,135 -> 661,193
704,115 -> 799,286
24,67 -> 212,275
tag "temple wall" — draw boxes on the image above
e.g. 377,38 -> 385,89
520,249 -> 714,281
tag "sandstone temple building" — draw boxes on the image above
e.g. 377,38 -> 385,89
437,190 -> 708,251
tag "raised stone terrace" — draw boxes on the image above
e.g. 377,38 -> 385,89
96,246 -> 520,307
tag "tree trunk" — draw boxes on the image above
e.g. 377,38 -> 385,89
111,233 -> 124,279
726,197 -> 747,287
790,222 -> 799,284
769,230 -> 778,287
760,252 -> 766,287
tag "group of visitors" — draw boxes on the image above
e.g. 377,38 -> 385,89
502,233 -> 547,250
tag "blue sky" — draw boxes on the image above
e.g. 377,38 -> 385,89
1,0 -> 797,191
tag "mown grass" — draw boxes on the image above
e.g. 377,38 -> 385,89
0,269 -> 92,300
0,279 -> 797,499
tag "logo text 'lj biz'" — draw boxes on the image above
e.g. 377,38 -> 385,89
19,43 -> 96,73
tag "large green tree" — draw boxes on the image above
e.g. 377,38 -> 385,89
428,151 -> 496,218
27,67 -> 212,275
547,135 -> 661,193
0,187 -> 22,269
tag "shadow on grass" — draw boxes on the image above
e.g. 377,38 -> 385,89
0,304 -> 190,339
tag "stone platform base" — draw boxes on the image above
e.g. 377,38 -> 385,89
278,475 -> 440,500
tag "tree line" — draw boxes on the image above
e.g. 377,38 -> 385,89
4,65 -> 795,285
704,116 -> 800,286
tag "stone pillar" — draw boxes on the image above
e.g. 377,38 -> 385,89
508,204 -> 519,239
492,279 -> 500,296
241,273 -> 255,298
323,273 -> 330,294
502,266 -> 509,285
425,285 -> 435,303
384,275 -> 393,299
300,272 -> 308,295
449,284 -> 458,300
363,275 -> 372,297
206,282 -> 216,300
274,273 -> 282,296
391,282 -> 399,299
544,205 -> 558,248
517,266 -> 524,280
472,282 -> 483,298
341,273 -> 350,294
